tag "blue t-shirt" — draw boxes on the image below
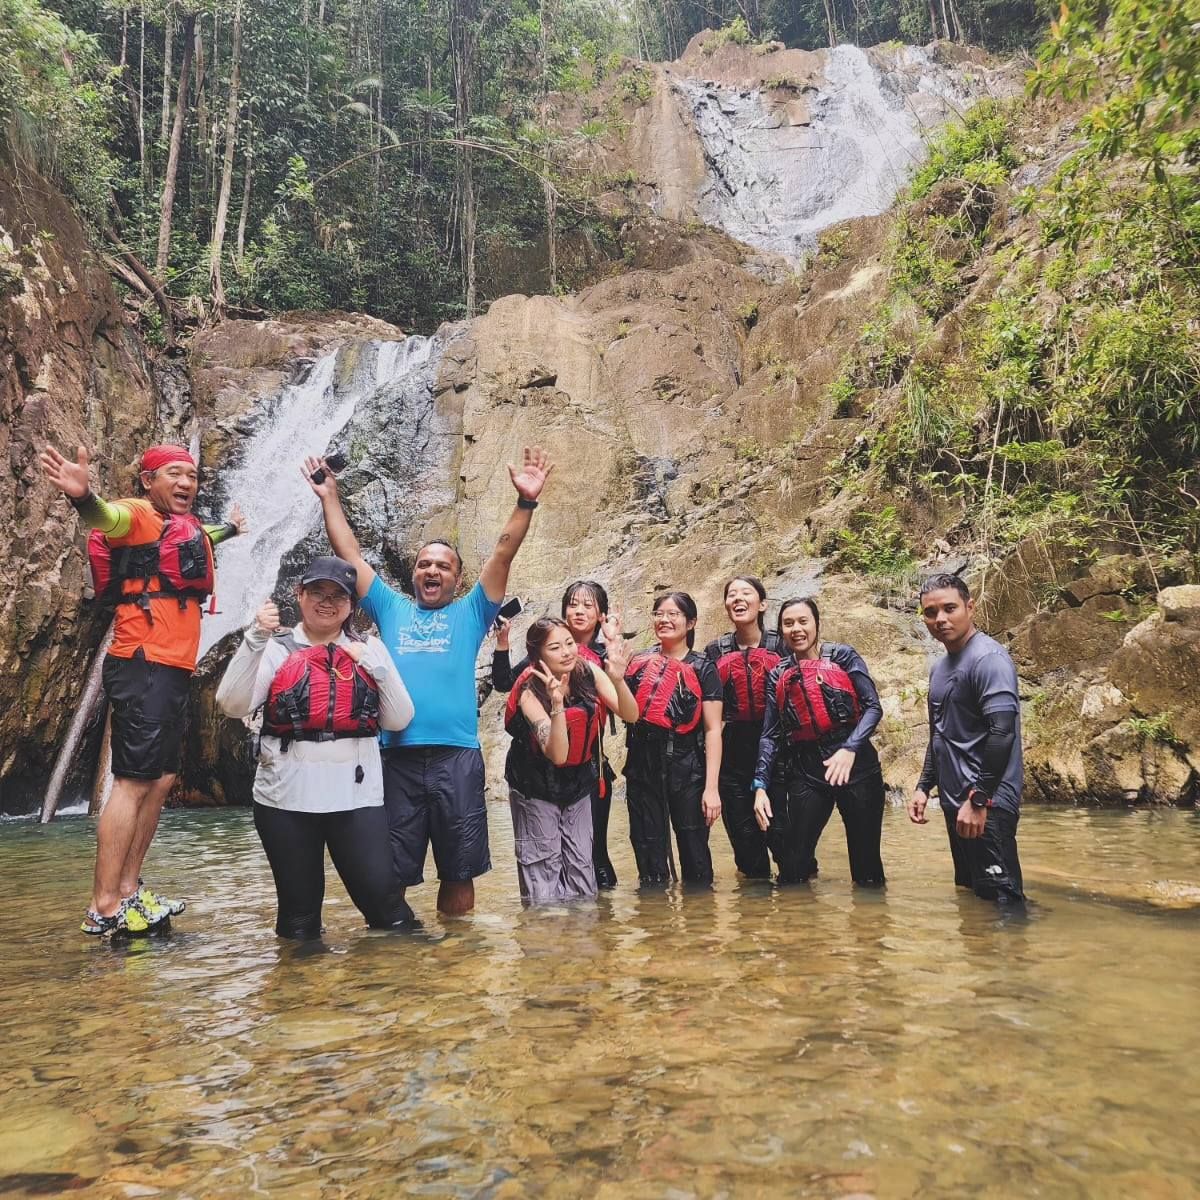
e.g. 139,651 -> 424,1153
361,577 -> 501,749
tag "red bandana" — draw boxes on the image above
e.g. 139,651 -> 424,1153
140,444 -> 195,473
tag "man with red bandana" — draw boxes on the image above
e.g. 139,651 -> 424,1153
41,442 -> 246,935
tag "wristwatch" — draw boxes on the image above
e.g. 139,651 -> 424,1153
967,787 -> 991,809
516,496 -> 538,510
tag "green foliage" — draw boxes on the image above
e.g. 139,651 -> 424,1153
617,65 -> 653,105
909,100 -> 1019,201
835,506 -> 918,579
702,16 -> 752,53
816,225 -> 851,266
1034,0 -> 1200,192
0,0 -> 123,221
1128,713 -> 1182,747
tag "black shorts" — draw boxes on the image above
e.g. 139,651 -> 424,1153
381,746 -> 491,885
102,649 -> 192,781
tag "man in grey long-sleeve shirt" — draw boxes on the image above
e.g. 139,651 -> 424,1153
907,573 -> 1025,904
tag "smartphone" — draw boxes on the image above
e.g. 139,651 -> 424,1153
493,596 -> 523,629
310,450 -> 348,485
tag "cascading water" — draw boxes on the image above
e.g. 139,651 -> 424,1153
199,335 -> 442,657
677,44 -> 1000,261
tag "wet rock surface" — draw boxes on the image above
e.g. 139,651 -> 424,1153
0,170 -> 158,813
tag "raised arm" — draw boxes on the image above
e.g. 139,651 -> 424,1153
40,444 -> 132,536
479,446 -> 554,604
302,457 -> 375,600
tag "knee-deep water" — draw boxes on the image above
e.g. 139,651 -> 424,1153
0,802 -> 1197,1198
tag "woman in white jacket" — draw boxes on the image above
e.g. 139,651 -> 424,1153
217,556 -> 417,938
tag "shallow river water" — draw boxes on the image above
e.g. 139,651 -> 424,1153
1,802 -> 1197,1199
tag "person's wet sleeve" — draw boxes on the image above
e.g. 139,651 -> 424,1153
839,646 -> 883,754
697,657 -> 723,703
216,624 -> 272,718
753,666 -> 783,790
492,650 -> 517,692
70,492 -> 132,538
974,648 -> 1020,715
363,637 -> 415,731
916,740 -> 937,794
204,521 -> 239,545
973,709 -> 1017,797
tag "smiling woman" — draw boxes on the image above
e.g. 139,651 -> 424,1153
215,555 -> 417,939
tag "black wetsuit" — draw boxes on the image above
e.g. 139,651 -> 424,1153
492,640 -> 619,887
623,648 -> 723,886
704,630 -> 786,879
755,643 -> 886,885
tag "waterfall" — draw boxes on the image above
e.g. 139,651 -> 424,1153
199,336 -> 437,656
677,44 -> 991,261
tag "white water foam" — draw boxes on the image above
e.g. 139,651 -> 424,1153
200,336 -> 434,656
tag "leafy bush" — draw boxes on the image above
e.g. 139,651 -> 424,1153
702,17 -> 752,54
909,100 -> 1019,201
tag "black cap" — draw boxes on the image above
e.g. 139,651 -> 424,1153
300,555 -> 357,599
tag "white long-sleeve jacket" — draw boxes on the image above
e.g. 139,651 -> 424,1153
216,624 -> 414,813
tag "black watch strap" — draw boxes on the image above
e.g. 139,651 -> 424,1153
516,496 -> 538,510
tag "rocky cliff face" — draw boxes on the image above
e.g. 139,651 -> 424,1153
0,169 -> 158,813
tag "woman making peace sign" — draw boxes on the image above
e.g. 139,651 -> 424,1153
503,616 -> 639,903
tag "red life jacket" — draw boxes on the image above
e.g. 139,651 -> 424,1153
87,511 -> 214,611
774,647 -> 861,743
710,631 -> 784,722
504,665 -> 603,768
625,650 -> 704,736
263,634 -> 381,748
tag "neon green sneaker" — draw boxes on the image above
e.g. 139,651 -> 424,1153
81,896 -> 167,937
136,879 -> 185,918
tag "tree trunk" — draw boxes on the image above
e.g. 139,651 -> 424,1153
137,5 -> 146,172
160,2 -> 174,142
303,0 -> 311,96
235,151 -> 252,266
209,0 -> 243,310
449,0 -> 479,315
156,10 -> 196,279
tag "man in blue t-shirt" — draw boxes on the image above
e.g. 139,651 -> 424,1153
305,446 -> 553,915
907,573 -> 1025,904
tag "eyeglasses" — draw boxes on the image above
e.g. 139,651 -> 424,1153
306,589 -> 351,606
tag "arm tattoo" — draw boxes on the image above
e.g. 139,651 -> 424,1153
534,719 -> 552,751
498,533 -> 512,545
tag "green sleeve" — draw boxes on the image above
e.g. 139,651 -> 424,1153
204,522 -> 239,546
71,493 -> 131,538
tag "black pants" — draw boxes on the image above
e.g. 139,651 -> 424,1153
718,727 -> 771,879
765,770 -> 886,885
942,806 -> 1025,903
253,803 -> 416,939
624,736 -> 713,886
592,758 -> 618,888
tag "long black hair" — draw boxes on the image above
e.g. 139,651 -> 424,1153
653,591 -> 699,650
561,579 -> 609,643
724,575 -> 768,631
776,596 -> 819,639
523,617 -> 598,709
